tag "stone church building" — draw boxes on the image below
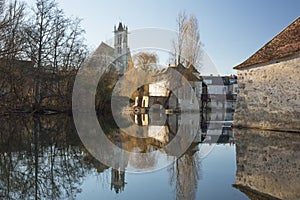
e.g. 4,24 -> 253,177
233,17 -> 300,131
92,22 -> 131,75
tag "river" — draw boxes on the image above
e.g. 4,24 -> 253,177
0,111 -> 299,200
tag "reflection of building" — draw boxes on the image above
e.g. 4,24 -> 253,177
202,125 -> 234,144
200,109 -> 235,144
111,168 -> 126,194
233,17 -> 300,131
108,110 -> 236,194
234,129 -> 300,200
148,125 -> 169,143
133,113 -> 170,143
131,110 -> 235,145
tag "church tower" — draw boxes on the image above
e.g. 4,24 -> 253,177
114,22 -> 129,75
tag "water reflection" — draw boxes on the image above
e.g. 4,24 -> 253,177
0,110 -> 239,199
0,114 -> 104,199
234,128 -> 300,200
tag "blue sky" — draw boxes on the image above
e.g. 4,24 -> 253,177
28,0 -> 299,75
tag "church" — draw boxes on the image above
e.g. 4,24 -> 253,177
93,22 -> 131,75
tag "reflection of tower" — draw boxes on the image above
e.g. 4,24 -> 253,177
110,168 -> 125,193
110,130 -> 126,193
114,22 -> 129,75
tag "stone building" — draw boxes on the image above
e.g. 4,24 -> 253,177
92,22 -> 131,75
202,75 -> 237,110
131,63 -> 203,112
160,63 -> 203,111
114,23 -> 130,74
233,17 -> 300,131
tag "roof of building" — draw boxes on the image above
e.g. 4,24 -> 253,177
94,42 -> 115,57
187,64 -> 200,74
165,63 -> 202,82
234,17 -> 300,70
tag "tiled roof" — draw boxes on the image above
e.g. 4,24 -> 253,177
234,17 -> 300,70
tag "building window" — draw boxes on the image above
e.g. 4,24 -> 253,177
118,34 -> 122,45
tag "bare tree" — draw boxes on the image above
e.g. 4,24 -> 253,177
0,0 -> 88,112
23,0 -> 57,111
0,0 -> 26,59
0,0 -> 8,53
183,15 -> 201,69
51,7 -> 67,74
172,11 -> 202,70
62,17 -> 88,72
173,11 -> 187,65
23,0 -> 88,112
132,52 -> 158,71
0,0 -> 29,110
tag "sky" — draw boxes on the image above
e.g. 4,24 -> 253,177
27,0 -> 299,75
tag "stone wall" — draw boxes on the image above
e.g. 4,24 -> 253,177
234,55 -> 300,131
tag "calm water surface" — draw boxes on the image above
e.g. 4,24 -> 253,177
0,112 -> 299,200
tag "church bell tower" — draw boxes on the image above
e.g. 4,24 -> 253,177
114,22 -> 129,75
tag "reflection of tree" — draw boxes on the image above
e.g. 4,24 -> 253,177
0,114 -> 101,199
168,146 -> 201,200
